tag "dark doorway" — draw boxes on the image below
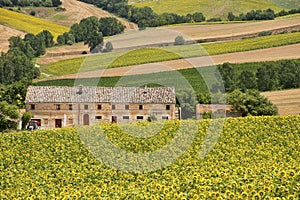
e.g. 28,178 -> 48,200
55,119 -> 62,128
83,114 -> 89,125
112,116 -> 117,123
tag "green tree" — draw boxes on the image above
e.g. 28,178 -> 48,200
99,17 -> 125,36
176,89 -> 197,119
227,89 -> 278,117
174,35 -> 185,45
192,12 -> 205,22
37,30 -> 54,48
217,63 -> 237,92
21,112 -> 33,130
84,31 -> 103,52
104,42 -> 113,52
0,101 -> 20,132
256,64 -> 279,91
238,71 -> 257,91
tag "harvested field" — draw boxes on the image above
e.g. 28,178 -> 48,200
261,89 -> 300,116
37,16 -> 300,64
48,0 -> 138,31
165,16 -> 300,41
0,24 -> 25,53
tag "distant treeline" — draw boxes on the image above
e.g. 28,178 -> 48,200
0,0 -> 61,7
79,0 -> 206,28
214,60 -> 300,93
228,8 -> 300,21
79,0 -> 300,28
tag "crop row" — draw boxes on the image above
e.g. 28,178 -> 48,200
0,115 -> 299,199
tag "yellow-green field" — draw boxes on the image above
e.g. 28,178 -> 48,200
0,116 -> 299,198
129,0 -> 284,19
0,8 -> 69,39
42,31 -> 300,76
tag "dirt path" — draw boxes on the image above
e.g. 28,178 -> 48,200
56,0 -> 138,31
43,43 -> 300,80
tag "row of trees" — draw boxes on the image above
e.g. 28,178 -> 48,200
57,16 -> 124,51
228,8 -> 300,21
0,0 -> 61,7
79,0 -> 206,28
0,30 -> 54,85
213,60 -> 300,93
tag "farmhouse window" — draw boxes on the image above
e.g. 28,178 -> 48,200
166,105 -> 170,110
69,104 -> 73,110
112,105 -> 116,110
137,116 -> 144,120
30,104 -> 35,110
56,104 -> 60,110
97,105 -> 102,110
95,116 -> 102,120
125,105 -> 129,110
123,116 -> 129,120
84,105 -> 88,110
162,116 -> 169,120
139,105 -> 143,110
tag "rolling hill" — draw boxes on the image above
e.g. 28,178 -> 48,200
0,8 -> 69,38
129,0 -> 299,19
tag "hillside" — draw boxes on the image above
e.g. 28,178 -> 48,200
129,0 -> 292,19
36,15 -> 300,64
1,116 -> 299,198
24,0 -> 138,31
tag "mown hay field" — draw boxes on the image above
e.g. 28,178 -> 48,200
0,116 -> 299,199
261,88 -> 300,115
42,31 -> 300,77
0,8 -> 69,39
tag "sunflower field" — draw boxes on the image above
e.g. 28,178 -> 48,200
0,115 -> 299,199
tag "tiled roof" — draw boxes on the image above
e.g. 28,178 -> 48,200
26,86 -> 176,104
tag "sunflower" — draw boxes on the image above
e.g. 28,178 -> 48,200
241,191 -> 248,199
287,169 -> 296,179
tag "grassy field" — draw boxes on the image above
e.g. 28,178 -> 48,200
38,59 -> 300,95
1,116 -> 299,198
129,0 -> 286,19
42,31 -> 300,76
0,8 -> 69,39
261,88 -> 300,115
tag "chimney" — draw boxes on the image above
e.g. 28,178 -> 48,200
78,85 -> 83,94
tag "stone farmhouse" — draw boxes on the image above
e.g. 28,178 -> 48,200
25,86 -> 177,128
